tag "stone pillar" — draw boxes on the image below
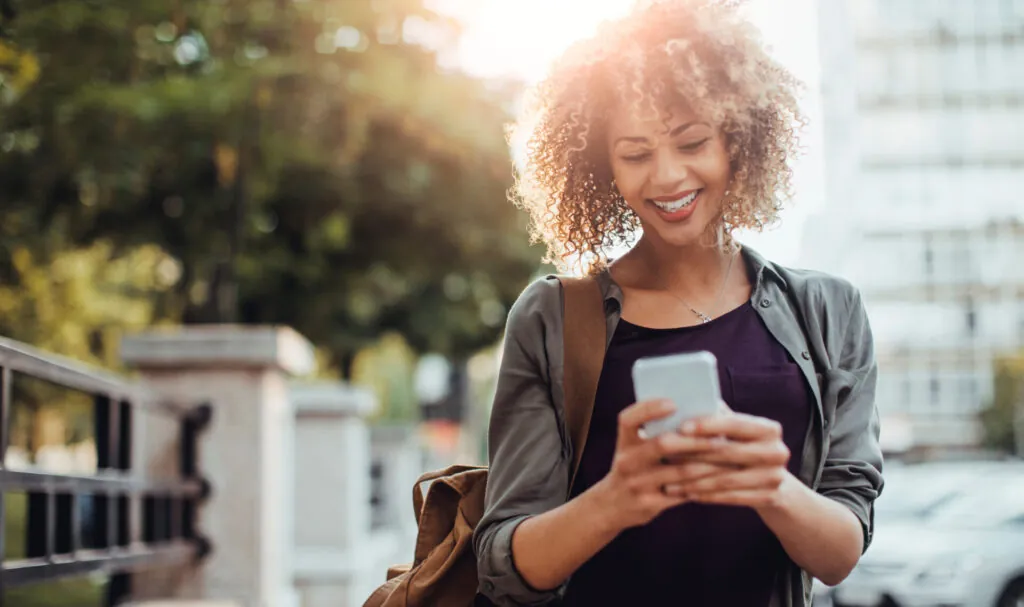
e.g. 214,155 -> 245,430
370,424 -> 424,539
290,381 -> 379,607
122,325 -> 314,607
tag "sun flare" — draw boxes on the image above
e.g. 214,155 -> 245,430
439,0 -> 635,80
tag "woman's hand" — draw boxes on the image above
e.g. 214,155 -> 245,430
663,406 -> 793,509
663,406 -> 865,586
590,399 -> 722,531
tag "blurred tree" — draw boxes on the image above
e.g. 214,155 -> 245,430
0,0 -> 539,372
979,355 -> 1024,456
0,243 -> 178,366
0,241 -> 177,459
351,331 -> 418,422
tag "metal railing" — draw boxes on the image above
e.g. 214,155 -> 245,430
0,336 -> 211,605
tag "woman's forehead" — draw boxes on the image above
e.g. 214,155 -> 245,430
606,103 -> 703,138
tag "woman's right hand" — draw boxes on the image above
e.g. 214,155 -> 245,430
505,399 -> 726,594
590,399 -> 724,530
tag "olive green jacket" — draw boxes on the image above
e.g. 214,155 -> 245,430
474,246 -> 884,606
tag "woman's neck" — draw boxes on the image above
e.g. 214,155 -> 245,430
622,235 -> 740,297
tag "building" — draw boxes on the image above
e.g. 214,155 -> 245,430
806,0 -> 1024,450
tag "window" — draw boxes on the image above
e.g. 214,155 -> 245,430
1002,0 -> 1016,22
880,376 -> 904,413
965,298 -> 977,337
954,44 -> 977,97
959,377 -> 976,411
1018,309 -> 1024,345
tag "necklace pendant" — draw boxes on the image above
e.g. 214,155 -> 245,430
697,312 -> 713,323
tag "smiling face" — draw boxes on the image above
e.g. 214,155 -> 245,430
606,103 -> 732,249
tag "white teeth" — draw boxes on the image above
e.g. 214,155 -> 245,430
652,190 -> 699,212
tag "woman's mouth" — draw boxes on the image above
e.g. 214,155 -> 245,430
648,189 -> 701,221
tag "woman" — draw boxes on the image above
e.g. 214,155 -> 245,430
474,1 -> 883,606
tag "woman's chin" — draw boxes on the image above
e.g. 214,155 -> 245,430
641,218 -> 715,249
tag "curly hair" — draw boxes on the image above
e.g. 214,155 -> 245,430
509,0 -> 805,273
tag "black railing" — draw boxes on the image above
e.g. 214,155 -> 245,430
0,336 -> 212,605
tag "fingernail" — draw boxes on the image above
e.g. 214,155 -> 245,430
680,421 -> 696,434
661,400 -> 676,412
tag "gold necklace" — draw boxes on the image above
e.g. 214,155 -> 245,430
663,252 -> 736,324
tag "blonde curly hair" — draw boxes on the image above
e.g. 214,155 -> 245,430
509,0 -> 805,273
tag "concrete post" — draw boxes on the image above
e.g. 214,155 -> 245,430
290,381 -> 381,607
122,325 -> 314,607
369,424 -> 424,539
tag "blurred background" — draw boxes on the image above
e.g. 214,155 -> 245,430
0,0 -> 1022,606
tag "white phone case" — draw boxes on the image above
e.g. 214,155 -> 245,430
631,351 -> 722,437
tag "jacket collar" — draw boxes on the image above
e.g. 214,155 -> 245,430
741,244 -> 788,291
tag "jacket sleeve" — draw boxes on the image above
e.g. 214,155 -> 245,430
473,277 -> 573,606
817,286 -> 885,553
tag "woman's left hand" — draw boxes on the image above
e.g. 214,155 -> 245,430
662,406 -> 794,510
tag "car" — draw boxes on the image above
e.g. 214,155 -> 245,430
815,460 -> 992,606
833,463 -> 1024,607
872,460 -> 1018,523
815,460 -> 1002,606
812,578 -> 835,606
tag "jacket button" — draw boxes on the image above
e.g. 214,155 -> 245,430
801,351 -> 811,360
760,298 -> 771,308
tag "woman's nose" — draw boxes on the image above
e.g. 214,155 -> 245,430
651,150 -> 688,190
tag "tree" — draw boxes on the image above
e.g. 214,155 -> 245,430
0,0 -> 541,373
979,355 -> 1024,456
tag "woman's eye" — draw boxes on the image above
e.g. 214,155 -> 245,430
678,138 -> 710,152
621,152 -> 651,163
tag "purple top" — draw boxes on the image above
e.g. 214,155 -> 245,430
563,302 -> 812,607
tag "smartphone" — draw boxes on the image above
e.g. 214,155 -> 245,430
631,351 -> 722,438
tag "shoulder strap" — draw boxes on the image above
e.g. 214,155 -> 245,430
557,275 -> 607,496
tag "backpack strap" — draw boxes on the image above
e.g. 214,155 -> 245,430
557,275 -> 608,497
412,464 -> 486,520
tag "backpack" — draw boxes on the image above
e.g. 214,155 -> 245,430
362,276 -> 607,607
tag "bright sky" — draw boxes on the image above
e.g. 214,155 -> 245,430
437,0 -> 825,266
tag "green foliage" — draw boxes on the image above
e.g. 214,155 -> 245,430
352,332 -> 419,422
979,355 -> 1024,455
0,40 -> 40,101
0,243 -> 177,366
0,0 -> 540,371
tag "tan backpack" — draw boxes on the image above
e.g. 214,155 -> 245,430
363,276 -> 607,607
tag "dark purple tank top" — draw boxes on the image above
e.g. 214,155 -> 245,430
563,302 -> 811,607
